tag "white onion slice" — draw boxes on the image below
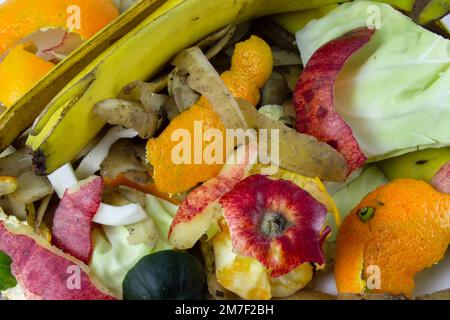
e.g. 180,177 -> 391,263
93,203 -> 148,226
49,161 -> 147,226
75,126 -> 138,179
47,163 -> 78,198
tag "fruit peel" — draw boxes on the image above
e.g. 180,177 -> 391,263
0,211 -> 115,300
52,176 -> 103,264
336,179 -> 450,297
220,174 -> 330,277
25,0 -> 350,174
296,2 -> 450,162
431,161 -> 450,194
293,27 -> 374,174
168,143 -> 258,249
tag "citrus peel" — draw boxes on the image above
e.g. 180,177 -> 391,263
0,0 -> 119,55
0,44 -> 54,107
147,36 -> 273,194
335,179 -> 450,298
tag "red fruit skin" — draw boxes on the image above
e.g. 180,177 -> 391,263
168,166 -> 244,237
220,174 -> 330,277
0,223 -> 115,300
52,176 -> 103,264
293,27 -> 375,174
432,161 -> 450,194
168,143 -> 257,240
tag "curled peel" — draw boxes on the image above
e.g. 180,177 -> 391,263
432,161 -> 450,194
172,46 -> 248,130
52,176 -> 103,264
220,174 -> 330,277
293,27 -> 374,174
168,143 -> 258,249
0,214 -> 115,300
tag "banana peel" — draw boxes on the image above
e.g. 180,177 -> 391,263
0,0 -> 168,153
26,0 -> 351,175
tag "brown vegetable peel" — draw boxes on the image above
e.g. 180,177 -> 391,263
172,47 -> 248,130
238,99 -> 347,182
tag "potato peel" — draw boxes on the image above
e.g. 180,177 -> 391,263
172,47 -> 248,130
238,99 -> 347,182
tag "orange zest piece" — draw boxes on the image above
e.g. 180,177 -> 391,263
0,0 -> 119,55
230,35 -> 273,89
0,44 -> 54,107
335,179 -> 450,298
200,35 -> 273,108
147,104 -> 226,194
147,36 -> 273,194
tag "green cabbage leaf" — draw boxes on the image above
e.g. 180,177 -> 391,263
296,1 -> 450,161
332,165 -> 388,220
90,194 -> 177,298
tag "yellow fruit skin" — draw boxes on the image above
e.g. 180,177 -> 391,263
271,4 -> 339,34
272,0 -> 446,34
0,45 -> 54,107
27,0 -> 347,174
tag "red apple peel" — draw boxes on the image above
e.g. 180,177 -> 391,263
293,27 -> 375,174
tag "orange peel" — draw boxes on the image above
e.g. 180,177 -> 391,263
0,0 -> 119,55
147,36 -> 273,194
0,44 -> 54,107
335,179 -> 450,298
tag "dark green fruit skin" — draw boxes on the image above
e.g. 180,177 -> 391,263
123,250 -> 207,300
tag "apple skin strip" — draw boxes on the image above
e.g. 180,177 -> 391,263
52,176 -> 103,264
293,27 -> 375,175
0,214 -> 115,300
